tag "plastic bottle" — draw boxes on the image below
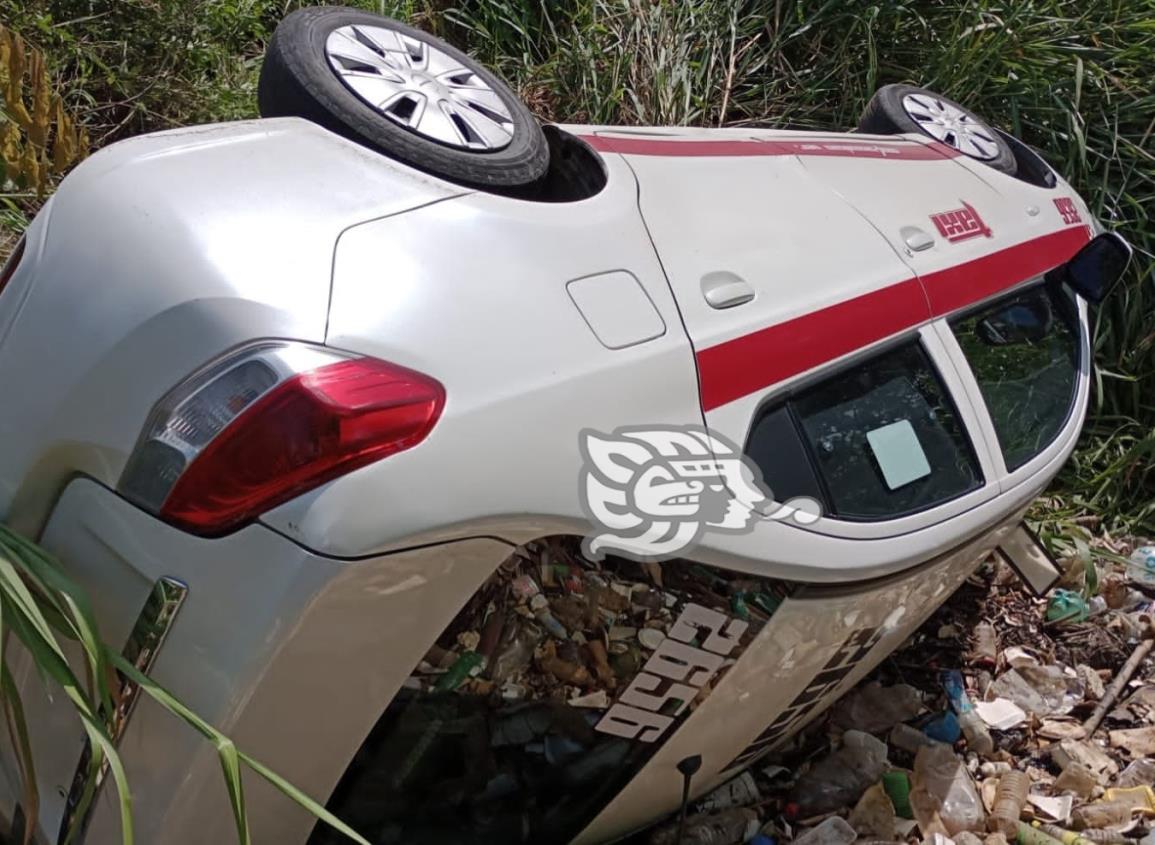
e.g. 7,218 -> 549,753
792,817 -> 857,845
648,808 -> 760,845
911,742 -> 985,836
989,771 -> 1030,836
1038,823 -> 1112,845
1081,831 -> 1131,844
1071,800 -> 1132,830
1018,823 -> 1066,845
891,722 -> 940,754
883,770 -> 914,819
433,651 -> 484,691
971,622 -> 998,668
792,730 -> 889,815
942,670 -> 995,756
530,594 -> 569,639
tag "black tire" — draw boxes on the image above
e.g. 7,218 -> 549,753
858,84 -> 1016,175
259,6 -> 549,189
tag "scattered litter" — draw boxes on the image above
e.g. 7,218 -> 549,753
974,698 -> 1028,730
911,742 -> 984,836
633,536 -> 1155,845
1037,718 -> 1087,741
697,771 -> 761,812
1107,725 -> 1155,755
1117,759 -> 1155,789
1029,794 -> 1075,823
943,669 -> 994,755
1071,799 -> 1133,830
791,730 -> 889,815
792,816 -> 856,845
1051,741 -> 1118,781
648,808 -> 759,845
989,770 -> 1030,836
1003,646 -> 1040,669
1054,762 -> 1099,800
848,782 -> 896,839
833,681 -> 923,733
1103,785 -> 1155,817
925,710 -> 963,744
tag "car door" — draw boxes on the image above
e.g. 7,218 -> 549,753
604,130 -> 1003,539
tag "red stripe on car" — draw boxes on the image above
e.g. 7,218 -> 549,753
697,225 -> 1092,411
580,134 -> 962,160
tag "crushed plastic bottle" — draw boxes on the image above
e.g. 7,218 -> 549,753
942,670 -> 994,755
792,730 -> 889,815
989,771 -> 1030,836
489,621 -> 540,683
849,782 -> 896,839
833,680 -> 924,733
1071,800 -> 1132,830
1116,758 -> 1155,789
792,817 -> 857,845
1128,546 -> 1155,584
648,808 -> 760,845
1047,589 -> 1091,623
911,742 -> 986,836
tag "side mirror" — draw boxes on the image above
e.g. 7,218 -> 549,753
1050,231 -> 1132,305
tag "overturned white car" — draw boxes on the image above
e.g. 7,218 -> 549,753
0,7 -> 1132,844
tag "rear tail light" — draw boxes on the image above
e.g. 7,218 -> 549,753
119,341 -> 445,536
0,238 -> 26,298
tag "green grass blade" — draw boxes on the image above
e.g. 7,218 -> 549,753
111,655 -> 370,845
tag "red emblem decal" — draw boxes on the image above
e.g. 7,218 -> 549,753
1054,197 -> 1082,225
930,201 -> 993,243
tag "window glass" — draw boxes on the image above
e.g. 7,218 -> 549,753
951,284 -> 1079,471
747,343 -> 981,520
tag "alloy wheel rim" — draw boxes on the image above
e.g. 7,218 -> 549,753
901,93 -> 1000,160
325,24 -> 515,151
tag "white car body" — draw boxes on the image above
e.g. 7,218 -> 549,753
0,116 -> 1097,843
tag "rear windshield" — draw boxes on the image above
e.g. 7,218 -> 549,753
747,342 -> 982,521
951,284 -> 1079,471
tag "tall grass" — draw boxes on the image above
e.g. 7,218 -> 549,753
0,525 -> 370,844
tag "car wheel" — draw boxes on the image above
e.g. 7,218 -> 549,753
858,84 -> 1016,175
258,6 -> 549,189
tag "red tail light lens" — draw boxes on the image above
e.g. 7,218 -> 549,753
120,343 -> 444,536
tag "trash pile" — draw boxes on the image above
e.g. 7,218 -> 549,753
407,539 -> 786,707
643,542 -> 1155,845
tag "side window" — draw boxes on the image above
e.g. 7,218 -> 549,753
747,342 -> 982,521
950,284 -> 1079,472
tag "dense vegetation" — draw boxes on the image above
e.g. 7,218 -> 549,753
1,0 -> 1153,533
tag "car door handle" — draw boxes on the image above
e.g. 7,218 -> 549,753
701,271 -> 755,309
